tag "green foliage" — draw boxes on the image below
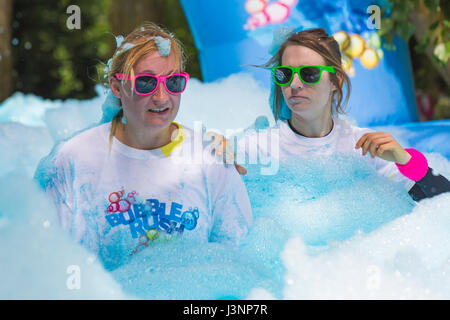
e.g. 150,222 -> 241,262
434,96 -> 450,120
12,0 -> 110,100
378,0 -> 450,67
409,37 -> 443,93
379,0 -> 449,120
11,0 -> 200,100
378,1 -> 415,50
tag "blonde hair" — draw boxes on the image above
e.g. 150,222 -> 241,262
107,22 -> 186,146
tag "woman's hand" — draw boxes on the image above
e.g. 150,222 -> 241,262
355,131 -> 412,165
207,132 -> 247,175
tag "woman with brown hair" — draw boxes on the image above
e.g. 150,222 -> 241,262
219,28 -> 449,201
37,22 -> 252,270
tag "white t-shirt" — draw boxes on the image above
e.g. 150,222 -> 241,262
237,117 -> 415,191
44,122 -> 252,269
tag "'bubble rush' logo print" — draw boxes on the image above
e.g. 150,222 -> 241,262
107,188 -> 137,213
105,188 -> 200,241
180,207 -> 200,230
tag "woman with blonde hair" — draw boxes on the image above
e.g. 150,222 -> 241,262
36,22 -> 252,270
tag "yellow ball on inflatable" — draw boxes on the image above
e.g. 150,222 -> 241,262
345,34 -> 365,58
347,66 -> 355,77
333,31 -> 350,51
341,54 -> 353,71
360,47 -> 379,69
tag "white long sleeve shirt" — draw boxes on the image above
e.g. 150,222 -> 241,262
237,117 -> 415,191
43,122 -> 252,269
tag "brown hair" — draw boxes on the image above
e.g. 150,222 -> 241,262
263,28 -> 351,121
107,22 -> 186,146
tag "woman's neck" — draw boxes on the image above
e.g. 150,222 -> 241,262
288,112 -> 334,138
116,122 -> 175,150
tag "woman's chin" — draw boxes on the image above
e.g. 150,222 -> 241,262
143,110 -> 175,127
289,101 -> 313,113
145,118 -> 172,129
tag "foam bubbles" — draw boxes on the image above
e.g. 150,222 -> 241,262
0,174 -> 129,299
0,73 -> 449,299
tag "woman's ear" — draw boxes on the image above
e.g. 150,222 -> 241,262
109,77 -> 122,99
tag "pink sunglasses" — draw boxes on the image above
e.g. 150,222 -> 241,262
115,72 -> 190,95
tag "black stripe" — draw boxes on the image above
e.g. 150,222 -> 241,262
408,167 -> 450,201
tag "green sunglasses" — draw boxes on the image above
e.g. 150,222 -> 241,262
272,65 -> 336,86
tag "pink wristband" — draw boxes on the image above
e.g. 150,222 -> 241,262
395,148 -> 428,181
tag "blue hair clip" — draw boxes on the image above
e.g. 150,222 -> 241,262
112,35 -> 171,58
153,36 -> 171,57
115,35 -> 124,48
268,26 -> 303,56
269,27 -> 295,56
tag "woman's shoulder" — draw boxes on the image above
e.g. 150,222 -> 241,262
34,123 -> 109,187
238,120 -> 281,142
57,123 -> 110,159
334,117 -> 375,138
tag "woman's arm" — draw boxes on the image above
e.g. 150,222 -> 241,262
356,131 -> 450,201
207,132 -> 247,175
34,145 -> 75,229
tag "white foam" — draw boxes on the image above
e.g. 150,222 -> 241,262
0,73 -> 449,299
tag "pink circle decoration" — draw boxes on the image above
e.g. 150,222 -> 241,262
278,0 -> 298,7
127,195 -> 136,204
250,11 -> 270,28
108,192 -> 121,203
265,2 -> 290,24
107,202 -> 119,213
118,199 -> 131,213
245,0 -> 266,14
